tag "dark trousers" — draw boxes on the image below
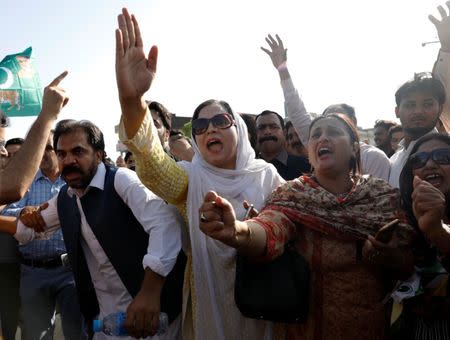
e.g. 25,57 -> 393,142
20,265 -> 86,340
0,262 -> 20,340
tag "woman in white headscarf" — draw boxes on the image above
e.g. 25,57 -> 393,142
115,8 -> 284,340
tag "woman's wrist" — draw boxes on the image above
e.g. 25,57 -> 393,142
235,221 -> 267,256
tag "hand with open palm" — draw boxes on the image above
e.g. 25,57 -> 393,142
115,8 -> 158,137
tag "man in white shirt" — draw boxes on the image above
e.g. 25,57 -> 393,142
388,76 -> 445,188
389,3 -> 450,188
15,120 -> 184,340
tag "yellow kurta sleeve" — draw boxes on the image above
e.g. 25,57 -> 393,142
118,109 -> 189,206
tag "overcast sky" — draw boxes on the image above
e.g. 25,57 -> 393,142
2,0 -> 446,158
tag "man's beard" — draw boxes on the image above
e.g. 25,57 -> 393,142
403,125 -> 435,140
62,163 -> 97,189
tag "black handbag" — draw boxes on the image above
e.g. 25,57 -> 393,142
234,243 -> 310,323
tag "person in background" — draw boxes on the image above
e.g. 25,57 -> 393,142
256,110 -> 310,180
398,133 -> 450,339
388,2 -> 450,188
0,112 -> 8,161
2,132 -> 85,340
148,101 -> 172,154
389,124 -> 404,152
168,131 -> 194,162
373,119 -> 397,157
5,138 -> 24,159
389,74 -> 445,188
124,151 -> 136,170
261,34 -> 391,181
115,154 -> 127,168
240,113 -> 258,153
200,114 -> 415,339
0,121 -> 21,340
285,120 -> 308,158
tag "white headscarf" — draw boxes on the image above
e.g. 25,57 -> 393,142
178,103 -> 284,340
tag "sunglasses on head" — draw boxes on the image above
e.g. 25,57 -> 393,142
192,113 -> 235,136
409,148 -> 450,170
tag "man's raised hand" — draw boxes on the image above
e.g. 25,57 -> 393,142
429,2 -> 450,52
40,71 -> 69,120
261,34 -> 287,70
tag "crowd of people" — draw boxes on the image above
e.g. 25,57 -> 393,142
0,3 -> 449,340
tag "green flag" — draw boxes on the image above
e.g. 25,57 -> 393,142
0,47 -> 42,117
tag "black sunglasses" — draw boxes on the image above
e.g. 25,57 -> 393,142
192,113 -> 235,136
409,148 -> 450,170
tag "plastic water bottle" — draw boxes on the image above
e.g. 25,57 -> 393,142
92,311 -> 169,336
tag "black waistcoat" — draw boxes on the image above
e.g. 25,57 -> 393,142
57,165 -> 185,326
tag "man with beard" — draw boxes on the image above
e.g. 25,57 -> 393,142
2,132 -> 85,340
388,75 -> 446,187
255,110 -> 310,180
14,120 -> 184,339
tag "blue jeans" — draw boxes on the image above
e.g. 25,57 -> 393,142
20,265 -> 86,340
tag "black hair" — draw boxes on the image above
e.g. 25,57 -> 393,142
5,137 -> 24,148
240,113 -> 257,150
309,114 -> 361,176
285,120 -> 304,145
374,119 -> 397,131
192,99 -> 235,121
255,110 -> 284,129
124,151 -> 133,163
322,103 -> 356,124
388,125 -> 403,137
147,101 -> 172,131
0,110 -> 9,128
53,119 -> 105,160
395,74 -> 446,107
400,133 -> 450,227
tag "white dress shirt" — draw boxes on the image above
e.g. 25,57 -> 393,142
15,163 -> 182,340
359,142 -> 390,181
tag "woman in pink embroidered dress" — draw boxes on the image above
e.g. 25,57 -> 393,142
200,114 -> 416,340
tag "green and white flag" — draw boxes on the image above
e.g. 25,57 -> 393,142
0,47 -> 42,117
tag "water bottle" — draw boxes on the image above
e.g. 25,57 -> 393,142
92,311 -> 169,336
